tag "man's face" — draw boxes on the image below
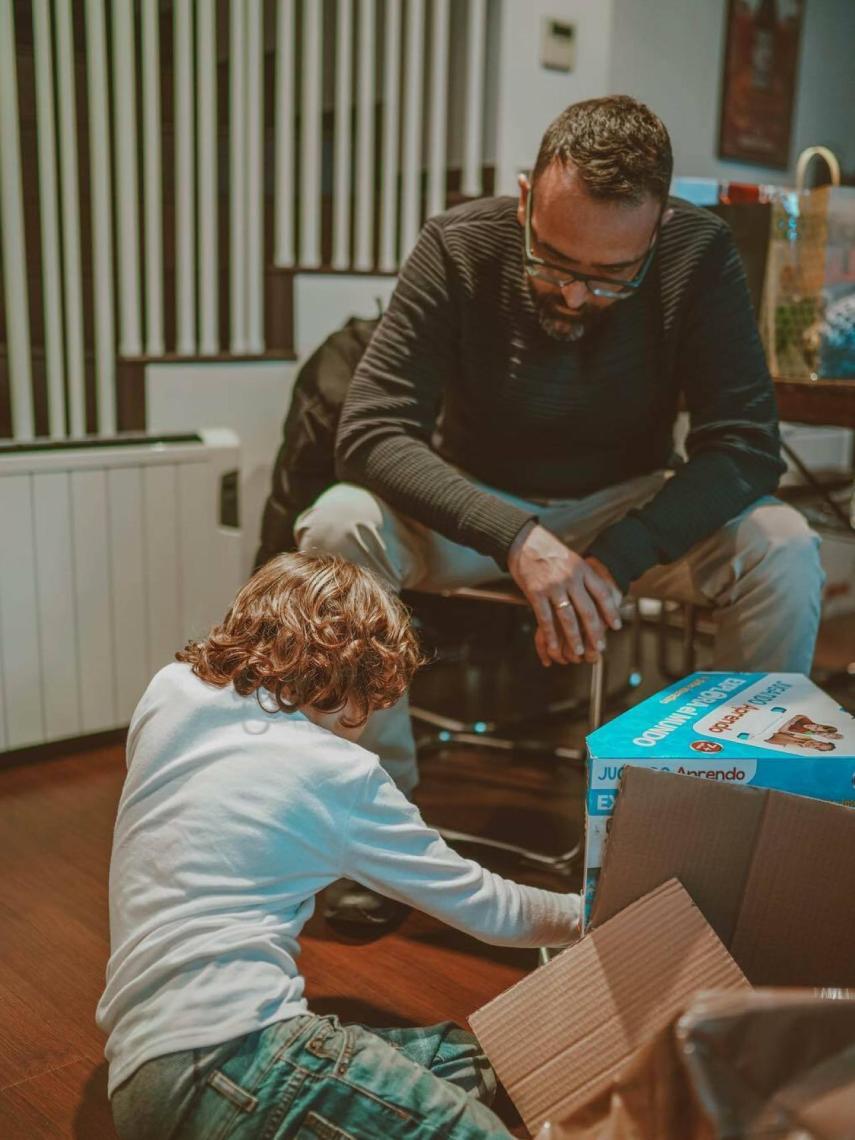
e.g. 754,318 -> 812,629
517,162 -> 662,341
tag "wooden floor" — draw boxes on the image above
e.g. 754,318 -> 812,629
1,616 -> 853,1139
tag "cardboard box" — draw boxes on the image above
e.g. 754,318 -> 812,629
469,879 -> 749,1137
591,767 -> 855,987
584,672 -> 855,924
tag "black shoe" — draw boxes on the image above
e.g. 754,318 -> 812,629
323,879 -> 410,940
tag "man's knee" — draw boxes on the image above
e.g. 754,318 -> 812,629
295,483 -> 384,559
295,482 -> 410,589
734,500 -> 822,584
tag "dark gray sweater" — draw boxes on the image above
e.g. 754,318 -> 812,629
336,196 -> 784,590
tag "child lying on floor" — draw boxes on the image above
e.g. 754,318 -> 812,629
97,552 -> 580,1139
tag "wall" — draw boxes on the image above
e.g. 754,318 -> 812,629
144,276 -> 399,578
609,0 -> 855,184
292,274 -> 397,357
491,0 -> 855,192
146,361 -> 297,576
492,0 -> 616,194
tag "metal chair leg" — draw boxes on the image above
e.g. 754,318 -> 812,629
656,600 -> 706,681
426,653 -> 604,879
411,650 -> 593,765
682,603 -> 697,674
435,826 -> 581,874
415,586 -> 613,880
656,601 -> 672,678
589,654 -> 605,731
628,598 -> 644,689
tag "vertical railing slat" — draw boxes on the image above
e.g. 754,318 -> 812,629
427,0 -> 449,219
54,0 -> 86,436
229,0 -> 247,351
87,0 -> 117,434
354,0 -> 376,271
0,0 -> 33,440
463,0 -> 486,197
112,0 -> 142,359
378,0 -> 401,272
197,0 -> 219,354
273,0 -> 295,268
332,0 -> 354,270
31,0 -> 65,438
401,0 -> 425,259
245,0 -> 265,351
300,0 -> 322,268
13,0 -> 489,404
174,0 -> 196,355
142,0 -> 165,356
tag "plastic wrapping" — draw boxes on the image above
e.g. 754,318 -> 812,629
534,990 -> 855,1140
677,989 -> 855,1138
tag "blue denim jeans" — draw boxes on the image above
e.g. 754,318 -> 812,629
111,1013 -> 512,1139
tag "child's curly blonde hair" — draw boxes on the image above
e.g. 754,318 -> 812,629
177,552 -> 424,726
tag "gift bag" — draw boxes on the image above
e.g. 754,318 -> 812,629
761,146 -> 855,380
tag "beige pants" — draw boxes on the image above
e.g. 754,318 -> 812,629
296,471 -> 823,793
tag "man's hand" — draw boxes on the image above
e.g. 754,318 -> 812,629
508,524 -> 623,666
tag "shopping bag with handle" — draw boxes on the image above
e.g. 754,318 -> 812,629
761,146 -> 855,380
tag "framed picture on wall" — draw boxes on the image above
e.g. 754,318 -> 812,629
718,0 -> 804,169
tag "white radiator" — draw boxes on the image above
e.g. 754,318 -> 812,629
0,429 -> 243,752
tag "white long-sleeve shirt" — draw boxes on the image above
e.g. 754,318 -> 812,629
96,662 -> 579,1095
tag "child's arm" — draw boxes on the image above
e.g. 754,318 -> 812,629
340,761 -> 579,948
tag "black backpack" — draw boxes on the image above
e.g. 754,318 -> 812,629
255,315 -> 381,570
254,313 -> 527,654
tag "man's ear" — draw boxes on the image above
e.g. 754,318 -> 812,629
516,173 -> 531,229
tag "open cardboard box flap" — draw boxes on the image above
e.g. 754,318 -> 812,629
469,879 -> 749,1136
590,766 -> 855,987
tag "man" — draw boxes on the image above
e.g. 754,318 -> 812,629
297,96 -> 823,925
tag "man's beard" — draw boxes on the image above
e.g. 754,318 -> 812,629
528,281 -> 602,342
537,306 -> 587,342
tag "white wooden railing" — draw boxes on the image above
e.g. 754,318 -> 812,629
0,0 -> 493,443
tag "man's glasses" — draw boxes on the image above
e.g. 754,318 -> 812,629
523,190 -> 660,300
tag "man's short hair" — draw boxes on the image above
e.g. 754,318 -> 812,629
532,95 -> 673,205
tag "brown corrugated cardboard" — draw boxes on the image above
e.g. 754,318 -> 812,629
531,1015 -> 716,1140
469,879 -> 749,1136
591,766 -> 855,987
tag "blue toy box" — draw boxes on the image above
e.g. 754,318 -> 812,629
584,672 -> 855,925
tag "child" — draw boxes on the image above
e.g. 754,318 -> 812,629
97,552 -> 580,1139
